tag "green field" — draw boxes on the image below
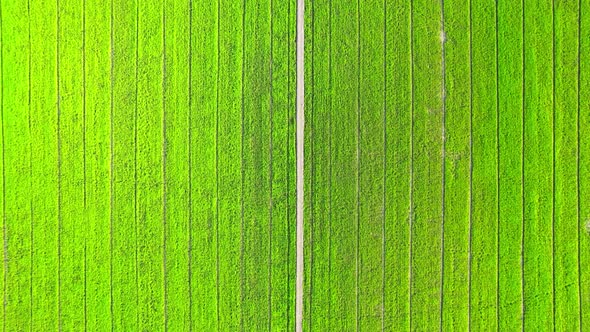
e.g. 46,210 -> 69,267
1,0 -> 295,330
2,0 -> 590,330
304,0 -> 590,330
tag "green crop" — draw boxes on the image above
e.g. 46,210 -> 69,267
1,0 -> 588,330
1,0 -> 295,330
305,0 -> 589,330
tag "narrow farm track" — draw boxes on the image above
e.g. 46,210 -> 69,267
304,0 -> 589,331
1,0 -> 296,330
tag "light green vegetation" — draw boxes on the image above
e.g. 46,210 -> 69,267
111,1 -> 138,329
3,0 -> 33,330
470,0 -> 498,330
411,0 -> 444,329
383,0 -> 412,330
304,0 -> 332,330
29,0 -> 59,330
59,0 -> 86,329
553,0 -> 580,329
85,0 -> 112,330
497,0 -> 523,330
1,0 -> 295,330
304,0 -> 587,330
327,0 -> 357,329
523,0 -> 554,329
1,0 -> 588,330
442,0 -> 470,329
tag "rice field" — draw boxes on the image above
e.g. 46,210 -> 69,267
304,0 -> 590,330
1,0 -> 295,330
2,0 -> 590,331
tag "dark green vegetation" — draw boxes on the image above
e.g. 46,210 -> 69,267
304,0 -> 590,330
1,0 -> 295,330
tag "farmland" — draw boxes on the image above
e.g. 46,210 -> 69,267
304,0 -> 590,330
1,0 -> 295,330
1,0 -> 590,330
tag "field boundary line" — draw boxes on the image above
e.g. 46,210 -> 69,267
409,1 -> 415,329
577,0 -> 583,328
327,0 -> 333,325
214,0 -> 220,327
307,1 -> 314,328
520,0 -> 526,326
162,1 -> 168,328
134,2 -> 140,326
495,0 -> 500,326
108,0 -> 114,327
295,0 -> 304,328
551,0 -> 556,328
239,0 -> 246,328
82,0 -> 88,329
495,0 -> 501,327
356,0 -> 361,330
381,1 -> 387,330
186,0 -> 193,329
286,0 -> 294,329
439,1 -> 447,330
467,0 -> 474,328
56,1 -> 62,328
28,0 -> 35,327
0,0 -> 6,328
268,1 -> 274,330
